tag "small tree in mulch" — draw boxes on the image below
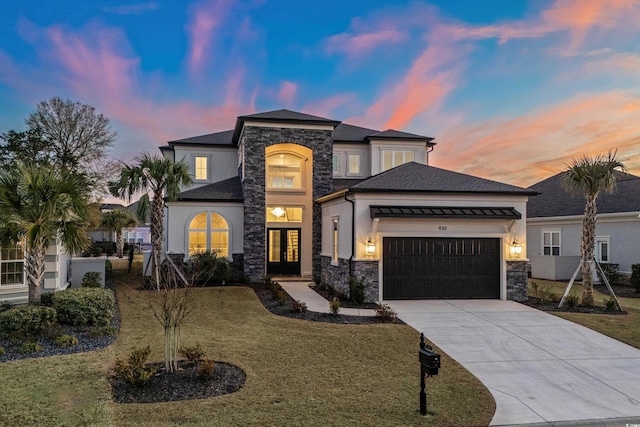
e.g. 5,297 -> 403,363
148,257 -> 193,373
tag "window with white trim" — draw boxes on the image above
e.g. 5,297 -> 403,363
595,236 -> 610,263
332,218 -> 339,264
1,246 -> 24,287
195,157 -> 208,180
347,153 -> 362,175
188,212 -> 229,257
266,153 -> 303,189
382,150 -> 414,171
332,154 -> 339,175
542,230 -> 560,256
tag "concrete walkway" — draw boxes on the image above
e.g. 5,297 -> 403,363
278,281 -> 376,316
387,300 -> 640,426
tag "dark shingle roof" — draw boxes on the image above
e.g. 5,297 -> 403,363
347,162 -> 537,195
125,201 -> 150,225
238,109 -> 340,125
370,205 -> 521,220
333,123 -> 379,143
177,176 -> 244,202
333,178 -> 367,192
527,172 -> 640,218
169,129 -> 234,146
368,129 -> 434,143
100,203 -> 125,211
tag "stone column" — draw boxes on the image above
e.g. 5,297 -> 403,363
506,260 -> 528,301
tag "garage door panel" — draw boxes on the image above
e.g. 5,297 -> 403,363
383,237 -> 500,300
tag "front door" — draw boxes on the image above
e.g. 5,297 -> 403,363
267,228 -> 301,276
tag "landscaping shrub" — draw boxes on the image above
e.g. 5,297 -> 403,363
55,334 -> 79,348
291,300 -> 307,313
197,359 -> 215,381
180,343 -> 206,364
262,275 -> 273,286
349,276 -> 366,305
375,304 -> 397,321
276,290 -> 288,306
53,287 -> 115,327
605,297 -> 617,311
631,264 -> 640,292
189,251 -> 232,286
42,323 -> 65,340
18,342 -> 43,354
113,346 -> 156,387
40,292 -> 54,307
0,346 -> 5,356
596,263 -> 620,286
0,305 -> 56,339
81,271 -> 102,288
530,281 -> 552,304
565,294 -> 579,309
0,301 -> 12,313
329,297 -> 341,315
269,281 -> 282,296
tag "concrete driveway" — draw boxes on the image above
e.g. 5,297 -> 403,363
387,300 -> 640,426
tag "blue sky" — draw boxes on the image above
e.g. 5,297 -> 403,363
1,0 -> 639,186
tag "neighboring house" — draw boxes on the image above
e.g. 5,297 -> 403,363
88,202 -> 151,250
0,242 -> 72,305
527,172 -> 640,281
163,109 -> 536,302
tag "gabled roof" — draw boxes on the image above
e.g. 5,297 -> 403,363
367,129 -> 435,143
177,176 -> 244,202
527,172 -> 640,218
333,178 -> 366,192
168,129 -> 235,146
100,203 -> 125,211
345,162 -> 537,195
237,109 -> 341,124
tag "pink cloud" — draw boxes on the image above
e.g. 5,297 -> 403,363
325,29 -> 407,57
431,91 -> 640,186
185,0 -> 233,74
277,81 -> 297,107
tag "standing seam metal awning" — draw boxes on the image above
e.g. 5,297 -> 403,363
370,205 -> 521,219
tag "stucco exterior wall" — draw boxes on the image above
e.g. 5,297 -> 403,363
527,213 -> 640,274
332,143 -> 371,179
165,201 -> 244,261
172,145 -> 238,190
369,139 -> 429,176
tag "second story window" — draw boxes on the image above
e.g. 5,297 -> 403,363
347,153 -> 362,175
382,150 -> 414,171
332,154 -> 339,175
195,157 -> 208,180
543,230 -> 560,256
267,153 -> 303,190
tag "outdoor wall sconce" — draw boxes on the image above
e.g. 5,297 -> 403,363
365,238 -> 376,256
510,240 -> 523,257
270,207 -> 286,218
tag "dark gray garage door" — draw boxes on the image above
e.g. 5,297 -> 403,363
383,237 -> 500,299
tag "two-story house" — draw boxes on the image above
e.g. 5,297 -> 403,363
162,109 -> 536,302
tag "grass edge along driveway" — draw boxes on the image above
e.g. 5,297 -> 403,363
0,266 -> 494,426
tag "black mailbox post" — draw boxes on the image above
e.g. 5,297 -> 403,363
419,333 -> 441,415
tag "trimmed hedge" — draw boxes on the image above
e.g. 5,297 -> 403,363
0,305 -> 56,338
53,287 -> 115,327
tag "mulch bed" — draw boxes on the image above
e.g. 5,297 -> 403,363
247,283 -> 403,325
110,361 -> 246,403
309,284 -> 379,309
521,297 -> 628,315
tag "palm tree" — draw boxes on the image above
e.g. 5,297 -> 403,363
109,153 -> 192,287
563,151 -> 626,306
101,209 -> 138,258
0,163 -> 90,303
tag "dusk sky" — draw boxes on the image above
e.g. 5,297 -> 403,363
1,0 -> 640,188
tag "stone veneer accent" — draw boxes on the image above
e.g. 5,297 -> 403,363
241,126 -> 333,282
320,256 -> 379,302
506,260 -> 528,301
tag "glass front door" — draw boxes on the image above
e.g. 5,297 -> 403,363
267,228 -> 301,276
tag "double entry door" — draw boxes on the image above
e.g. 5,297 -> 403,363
267,228 -> 301,276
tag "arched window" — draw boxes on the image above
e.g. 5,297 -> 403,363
266,153 -> 303,189
188,212 -> 229,257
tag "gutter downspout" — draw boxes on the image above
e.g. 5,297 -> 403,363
344,191 -> 355,278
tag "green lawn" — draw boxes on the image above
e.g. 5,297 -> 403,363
0,258 -> 495,426
528,278 -> 640,349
